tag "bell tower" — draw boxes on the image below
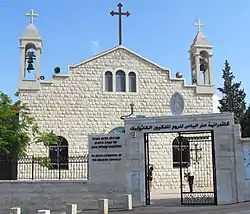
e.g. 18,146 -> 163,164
189,18 -> 214,94
19,9 -> 43,91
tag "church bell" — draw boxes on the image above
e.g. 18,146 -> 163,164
199,58 -> 208,72
27,62 -> 34,72
26,51 -> 36,72
200,63 -> 205,72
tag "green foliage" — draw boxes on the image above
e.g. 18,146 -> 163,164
217,60 -> 246,124
241,105 -> 250,138
0,91 -> 58,160
34,131 -> 58,147
36,156 -> 52,168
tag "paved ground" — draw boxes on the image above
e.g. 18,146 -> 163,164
78,201 -> 250,214
61,191 -> 250,214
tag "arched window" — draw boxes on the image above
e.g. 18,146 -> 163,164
128,72 -> 136,92
172,136 -> 190,168
109,126 -> 125,134
49,136 -> 69,170
116,70 -> 126,92
105,71 -> 113,92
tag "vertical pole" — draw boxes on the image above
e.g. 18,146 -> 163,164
32,156 -> 34,180
59,156 -> 61,180
87,154 -> 89,179
146,133 -> 150,204
144,133 -> 147,205
144,133 -> 150,205
178,133 -> 184,205
211,130 -> 217,205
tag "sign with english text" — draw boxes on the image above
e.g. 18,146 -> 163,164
88,133 -> 125,163
88,133 -> 126,182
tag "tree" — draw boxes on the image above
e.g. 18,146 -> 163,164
241,105 -> 250,137
217,60 -> 246,124
0,91 -> 58,160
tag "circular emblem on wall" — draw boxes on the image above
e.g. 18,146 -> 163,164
170,92 -> 185,116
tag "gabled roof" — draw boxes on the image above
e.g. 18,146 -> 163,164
69,45 -> 169,71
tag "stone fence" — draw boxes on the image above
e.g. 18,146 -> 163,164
1,180 -> 129,214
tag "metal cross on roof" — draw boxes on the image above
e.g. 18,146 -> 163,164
110,3 -> 130,45
26,9 -> 39,24
193,18 -> 204,32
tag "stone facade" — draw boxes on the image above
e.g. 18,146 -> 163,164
19,47 -> 214,186
20,47 -> 214,154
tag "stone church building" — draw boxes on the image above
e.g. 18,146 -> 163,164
18,9 -> 219,190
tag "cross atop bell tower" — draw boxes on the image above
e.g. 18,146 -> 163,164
193,18 -> 204,33
110,3 -> 130,45
26,9 -> 39,24
19,9 -> 43,91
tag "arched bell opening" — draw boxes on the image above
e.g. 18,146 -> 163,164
24,43 -> 37,80
199,50 -> 209,84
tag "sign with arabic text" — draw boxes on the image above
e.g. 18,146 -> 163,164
130,121 -> 231,132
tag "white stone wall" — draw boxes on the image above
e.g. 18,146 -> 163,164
241,138 -> 250,201
0,180 -> 128,213
19,47 -> 214,180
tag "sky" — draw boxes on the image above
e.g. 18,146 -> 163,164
0,0 -> 250,102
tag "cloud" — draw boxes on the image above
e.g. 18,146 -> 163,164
91,40 -> 100,55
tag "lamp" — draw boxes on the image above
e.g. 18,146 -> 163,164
120,103 -> 134,120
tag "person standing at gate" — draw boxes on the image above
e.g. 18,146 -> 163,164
184,163 -> 194,193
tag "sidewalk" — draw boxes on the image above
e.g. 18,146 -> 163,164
79,201 -> 250,214
78,191 -> 250,214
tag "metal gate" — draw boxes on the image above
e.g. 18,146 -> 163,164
178,131 -> 217,205
144,131 -> 217,206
